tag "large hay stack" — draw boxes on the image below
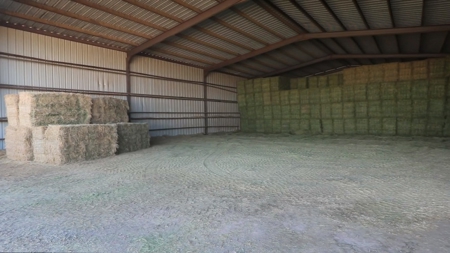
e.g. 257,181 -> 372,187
91,97 -> 129,124
5,94 -> 20,127
32,127 -> 47,163
5,126 -> 33,161
117,123 -> 150,154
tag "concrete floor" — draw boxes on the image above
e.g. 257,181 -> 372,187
1,133 -> 450,252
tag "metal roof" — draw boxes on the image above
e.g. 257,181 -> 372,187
1,0 -> 450,78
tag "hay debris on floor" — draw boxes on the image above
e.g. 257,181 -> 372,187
5,126 -> 33,161
116,123 -> 150,154
91,97 -> 129,124
18,92 -> 92,127
4,94 -> 19,127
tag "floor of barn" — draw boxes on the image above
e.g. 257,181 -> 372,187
1,133 -> 450,252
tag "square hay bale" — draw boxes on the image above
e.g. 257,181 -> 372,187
247,106 -> 257,119
398,62 -> 412,81
367,83 -> 381,101
255,106 -> 264,119
343,67 -> 356,85
369,65 -> 384,83
355,102 -> 368,118
444,119 -> 450,137
256,120 -> 265,133
272,105 -> 281,119
5,126 -> 33,161
290,105 -> 301,119
245,81 -> 254,94
289,90 -> 300,104
412,80 -> 428,99
264,120 -> 273,133
429,78 -> 446,99
299,89 -> 310,104
239,106 -> 248,119
237,94 -> 246,107
411,118 -> 427,136
32,126 -> 47,163
446,57 -> 450,76
300,105 -> 311,119
428,99 -> 445,117
344,119 -> 356,134
280,91 -> 290,105
354,66 -> 370,84
5,94 -> 19,127
368,101 -> 382,118
245,94 -> 255,107
381,83 -> 396,100
237,81 -> 246,95
429,58 -> 446,78
270,76 -> 290,91
342,85 -> 354,102
309,88 -> 321,104
44,124 -> 118,165
396,81 -> 412,100
299,119 -> 310,132
262,78 -> 271,93
117,123 -> 150,154
272,120 -> 282,133
253,79 -> 263,93
331,103 -> 343,119
330,87 -> 343,103
308,76 -> 319,88
247,120 -> 257,132
310,104 -> 321,119
412,100 -> 428,118
383,62 -> 399,82
356,119 -> 369,135
271,91 -> 280,105
343,102 -> 355,119
426,118 -> 444,137
397,100 -> 413,118
412,60 -> 428,80
382,118 -> 397,135
310,119 -> 322,134
263,92 -> 272,106
240,119 -> 249,132
397,118 -> 412,136
281,119 -> 291,133
382,100 -> 397,117
281,105 -> 290,119
290,120 -> 300,133
320,88 -> 331,103
369,118 -> 382,135
254,92 -> 264,106
321,103 -> 332,119
354,84 -> 367,102
19,92 -> 92,127
322,119 -> 333,134
328,74 -> 343,87
290,78 -> 299,89
318,76 -> 328,88
333,119 -> 344,135
263,106 -> 273,120
298,78 -> 308,89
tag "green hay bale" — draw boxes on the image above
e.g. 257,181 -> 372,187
343,102 -> 355,119
428,99 -> 445,117
355,102 -> 368,118
290,78 -> 298,89
300,105 -> 311,119
446,57 -> 450,77
369,65 -> 384,83
412,100 -> 428,118
256,119 -> 264,133
356,119 -> 369,135
246,94 -> 255,107
330,87 -> 343,103
322,119 -> 333,134
299,119 -> 310,132
253,79 -> 263,93
411,118 -> 427,136
290,105 -> 301,119
310,119 -> 322,134
396,100 -> 412,118
255,106 -> 264,119
429,78 -> 446,99
368,101 -> 382,118
237,94 -> 246,107
367,83 -> 381,101
318,76 -> 328,88
308,76 -> 319,88
290,120 -> 300,132
309,88 -> 321,104
354,84 -> 367,101
396,81 -> 412,100
263,92 -> 272,106
382,118 -> 397,136
280,91 -> 290,105
237,81 -> 246,95
240,119 -> 249,132
381,83 -> 396,100
272,105 -> 281,119
289,90 -> 300,104
270,76 -> 290,91
300,90 -> 310,104
342,85 -> 354,102
310,104 -> 321,119
333,119 -> 344,135
427,118 -> 445,136
412,60 -> 428,80
262,78 -> 271,93
331,103 -> 343,119
369,118 -> 382,135
321,103 -> 332,119
264,120 -> 273,133
444,119 -> 450,137
281,105 -> 291,119
263,106 -> 273,120
239,106 -> 248,119
412,80 -> 428,99
382,100 -> 396,117
383,62 -> 399,82
245,80 -> 254,94
281,119 -> 291,133
328,74 -> 343,87
254,92 -> 263,106
272,120 -> 282,133
248,120 -> 257,132
271,91 -> 280,105
397,118 -> 412,136
247,106 -> 256,119
343,67 -> 356,85
320,88 -> 331,103
429,58 -> 446,78
398,62 -> 412,81
298,78 -> 308,89
354,66 -> 370,84
344,119 -> 356,134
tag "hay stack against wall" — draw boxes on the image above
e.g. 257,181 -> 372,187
5,126 -> 33,161
19,92 -> 92,127
32,127 -> 47,163
91,97 -> 129,123
44,124 -> 118,165
5,94 -> 20,127
116,123 -> 150,154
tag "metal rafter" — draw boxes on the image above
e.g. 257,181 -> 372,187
419,0 -> 425,53
386,0 -> 401,54
351,0 -> 384,56
122,0 -> 184,23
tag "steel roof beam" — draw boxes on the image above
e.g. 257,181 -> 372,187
386,0 -> 401,54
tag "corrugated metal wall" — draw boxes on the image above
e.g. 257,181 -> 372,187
0,27 -> 243,149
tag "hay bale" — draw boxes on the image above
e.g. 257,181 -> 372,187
382,118 -> 397,135
44,124 -> 118,165
240,119 -> 249,132
397,118 -> 412,136
254,93 -> 264,106
322,119 -> 333,134
298,78 -> 308,89
429,58 -> 446,78
342,85 -> 354,102
290,105 -> 301,119
247,106 -> 256,119
5,126 -> 33,161
239,107 -> 248,119
331,103 -> 343,119
281,105 -> 290,120
429,78 -> 446,99
330,87 -> 343,103
255,106 -> 264,119
383,62 -> 399,82
310,104 -> 321,119
256,119 -> 265,133
272,120 -> 282,133
290,78 -> 298,89
396,81 -> 412,100
428,99 -> 445,117
280,91 -> 290,105
381,100 -> 396,117
290,119 -> 300,133
343,67 -> 356,85
444,119 -> 450,137
412,60 -> 428,80
381,83 -> 396,100
264,120 -> 273,133
354,66 -> 370,84
367,83 -> 381,101
354,84 -> 367,102
281,119 -> 290,133
308,76 -> 319,88
32,126 -> 47,163
411,80 -> 428,99
263,106 -> 273,120
328,74 -> 343,87
299,89 -> 310,104
5,94 -> 20,127
270,77 -> 290,91
117,123 -> 150,154
333,119 -> 344,135
343,102 -> 355,119
321,103 -> 331,119
299,119 -> 310,133
369,118 -> 382,135
412,100 -> 428,118
368,101 -> 382,118
355,102 -> 368,118
261,78 -> 271,93
237,81 -> 246,95
271,91 -> 280,105
300,105 -> 311,119
253,79 -> 263,93
289,90 -> 300,104
310,119 -> 322,134
426,118 -> 445,136
246,94 -> 255,107
398,62 -> 412,81
272,105 -> 281,120
247,120 -> 256,132
369,65 -> 384,83
309,88 -> 321,104
318,76 -> 328,88
237,94 -> 246,107
244,80 -> 254,94
344,119 -> 356,134
263,92 -> 272,106
397,100 -> 413,118
320,88 -> 331,103
411,118 -> 427,136
18,92 -> 92,127
356,119 -> 369,135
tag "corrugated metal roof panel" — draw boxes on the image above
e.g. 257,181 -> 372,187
353,36 -> 381,54
420,32 -> 448,53
295,0 -> 344,32
397,34 -> 421,53
296,40 -> 329,58
152,43 -> 222,65
391,0 -> 422,27
375,35 -> 399,54
270,0 -> 321,32
424,0 -> 450,25
144,50 -> 208,68
325,0 -> 366,30
165,36 -> 235,60
130,0 -> 197,21
358,0 -> 392,29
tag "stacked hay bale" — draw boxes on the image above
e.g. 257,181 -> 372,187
91,97 -> 129,123
5,126 -> 33,161
116,123 -> 150,154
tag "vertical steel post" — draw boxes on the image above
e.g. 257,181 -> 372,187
203,70 -> 209,135
126,56 -> 132,122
